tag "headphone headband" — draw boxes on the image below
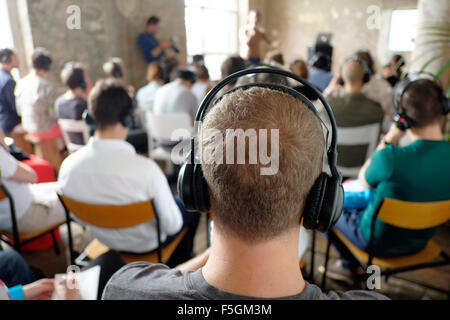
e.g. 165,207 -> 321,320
195,67 -> 340,179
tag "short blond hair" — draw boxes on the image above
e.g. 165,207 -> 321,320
342,60 -> 365,85
201,87 -> 324,243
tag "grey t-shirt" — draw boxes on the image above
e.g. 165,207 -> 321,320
102,263 -> 388,300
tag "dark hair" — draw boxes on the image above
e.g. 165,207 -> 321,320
221,56 -> 247,83
176,68 -> 197,83
310,53 -> 330,71
401,79 -> 444,128
61,62 -> 86,90
31,47 -> 52,71
192,55 -> 205,65
195,65 -> 209,80
88,79 -> 133,129
0,48 -> 14,64
355,50 -> 375,74
147,16 -> 160,26
103,58 -> 124,79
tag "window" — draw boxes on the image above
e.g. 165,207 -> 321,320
185,0 -> 239,80
388,9 -> 418,52
0,0 -> 14,49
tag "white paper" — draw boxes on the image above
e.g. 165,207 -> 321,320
53,265 -> 101,300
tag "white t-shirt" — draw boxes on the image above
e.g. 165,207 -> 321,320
191,82 -> 209,105
57,138 -> 183,253
153,80 -> 198,118
136,81 -> 162,111
0,147 -> 33,230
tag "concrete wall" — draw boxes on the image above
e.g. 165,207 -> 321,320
25,0 -> 187,91
249,0 -> 418,73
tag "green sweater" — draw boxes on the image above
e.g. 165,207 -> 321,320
362,140 -> 450,253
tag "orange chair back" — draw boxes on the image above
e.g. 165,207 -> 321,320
58,194 -> 156,229
377,198 -> 450,230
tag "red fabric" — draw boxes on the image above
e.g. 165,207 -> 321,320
19,155 -> 60,251
27,124 -> 63,140
22,154 -> 56,183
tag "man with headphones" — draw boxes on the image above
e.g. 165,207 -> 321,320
103,68 -> 386,300
0,48 -> 22,137
327,57 -> 384,169
325,77 -> 450,282
153,68 -> 198,123
58,79 -> 199,262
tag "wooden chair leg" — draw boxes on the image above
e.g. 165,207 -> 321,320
33,139 -> 62,172
9,133 -> 33,154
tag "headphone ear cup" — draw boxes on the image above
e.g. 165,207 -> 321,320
177,162 -> 196,211
393,113 -> 411,131
303,173 -> 344,232
303,173 -> 328,230
193,164 -> 211,213
318,176 -> 344,232
443,97 -> 450,115
83,110 -> 96,131
363,73 -> 371,84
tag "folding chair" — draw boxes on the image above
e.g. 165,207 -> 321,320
337,123 -> 380,178
0,184 -> 63,255
321,198 -> 450,294
146,112 -> 192,175
57,119 -> 90,154
57,193 -> 187,266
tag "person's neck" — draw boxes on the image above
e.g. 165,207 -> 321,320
409,123 -> 444,142
0,65 -> 12,73
66,88 -> 86,100
344,83 -> 363,94
202,226 -> 305,298
34,69 -> 47,79
93,125 -> 128,141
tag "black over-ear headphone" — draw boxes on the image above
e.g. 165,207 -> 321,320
338,55 -> 371,86
392,72 -> 450,131
177,67 -> 344,232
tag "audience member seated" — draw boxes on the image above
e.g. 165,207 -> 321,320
55,62 -> 91,145
15,48 -> 63,171
102,58 -> 149,154
324,51 -> 393,133
219,55 -> 247,94
102,87 -> 387,300
308,53 -> 333,92
0,250 -> 36,288
58,79 -> 199,260
355,51 -> 393,133
264,50 -> 285,68
0,141 -> 65,234
153,69 -> 198,122
327,57 -> 384,168
326,79 -> 450,279
0,49 -> 31,153
191,64 -> 211,105
103,57 -> 136,98
136,63 -> 164,111
290,58 -> 319,101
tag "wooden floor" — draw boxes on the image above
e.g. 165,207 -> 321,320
12,215 -> 450,300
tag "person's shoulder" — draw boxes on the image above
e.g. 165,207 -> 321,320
325,289 -> 389,300
103,262 -> 186,300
